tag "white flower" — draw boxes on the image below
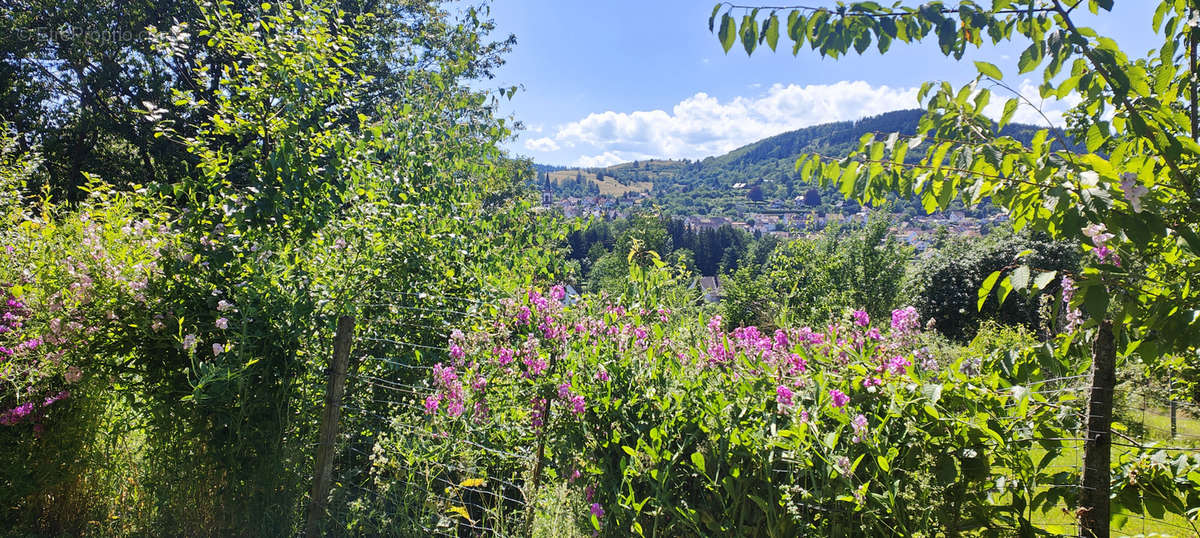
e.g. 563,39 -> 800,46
1120,172 -> 1148,213
217,300 -> 235,312
212,343 -> 224,356
183,334 -> 198,352
215,317 -> 228,330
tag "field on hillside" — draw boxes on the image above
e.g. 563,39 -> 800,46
547,169 -> 653,196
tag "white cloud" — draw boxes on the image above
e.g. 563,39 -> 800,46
524,136 -> 560,152
548,81 -> 920,166
526,79 -> 1081,167
981,79 -> 1081,127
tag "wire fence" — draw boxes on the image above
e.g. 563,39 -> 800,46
302,293 -> 1200,537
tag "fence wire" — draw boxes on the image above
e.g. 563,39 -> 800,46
305,296 -> 1200,537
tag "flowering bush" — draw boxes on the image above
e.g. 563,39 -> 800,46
0,183 -> 171,431
377,284 -> 1088,536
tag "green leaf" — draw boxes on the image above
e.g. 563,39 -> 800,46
1083,284 -> 1109,318
691,452 -> 707,474
1018,42 -> 1042,74
974,61 -> 1003,80
997,275 -> 1014,306
999,98 -> 1019,130
979,270 -> 1001,311
740,15 -> 759,55
1085,123 -> 1105,153
1011,265 -> 1030,290
718,14 -> 736,53
1033,270 -> 1057,291
764,13 -> 780,51
709,4 -> 722,32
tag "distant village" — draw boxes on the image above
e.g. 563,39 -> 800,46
542,189 -> 1006,255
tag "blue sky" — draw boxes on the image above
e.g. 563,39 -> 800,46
486,1 -> 1158,167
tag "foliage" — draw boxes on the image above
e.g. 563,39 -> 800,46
906,230 -> 1081,341
396,273 -> 1100,536
715,0 -> 1200,364
0,0 -> 516,200
722,215 -> 910,328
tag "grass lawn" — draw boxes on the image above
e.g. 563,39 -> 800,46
1030,402 -> 1200,537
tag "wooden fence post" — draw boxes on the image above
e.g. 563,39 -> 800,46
304,315 -> 355,538
1079,320 -> 1114,538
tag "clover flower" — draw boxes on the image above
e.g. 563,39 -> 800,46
851,414 -> 869,443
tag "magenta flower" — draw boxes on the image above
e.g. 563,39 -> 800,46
569,394 -> 586,415
446,399 -> 465,418
829,389 -> 850,408
517,306 -> 531,324
776,385 -> 794,407
886,355 -> 911,375
595,367 -> 610,382
448,343 -> 465,360
550,285 -> 566,301
557,382 -> 572,399
852,310 -> 870,327
773,329 -> 789,350
495,347 -> 515,365
423,394 -> 441,414
890,306 -> 920,334
590,503 -> 604,518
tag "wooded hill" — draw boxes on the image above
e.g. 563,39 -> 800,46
537,109 -> 1060,216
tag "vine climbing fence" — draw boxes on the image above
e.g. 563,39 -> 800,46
297,291 -> 1200,537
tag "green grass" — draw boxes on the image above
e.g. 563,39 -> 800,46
1029,403 -> 1200,537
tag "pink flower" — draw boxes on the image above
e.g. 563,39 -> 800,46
851,414 -> 868,443
446,399 -> 465,418
852,310 -> 870,327
835,455 -> 852,475
886,356 -> 911,376
773,329 -> 789,350
776,385 -> 794,408
531,397 -> 547,428
569,394 -> 586,415
890,306 -> 920,334
523,356 -> 548,377
829,389 -> 850,408
432,363 -> 458,387
495,347 -> 515,365
424,394 -> 441,414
